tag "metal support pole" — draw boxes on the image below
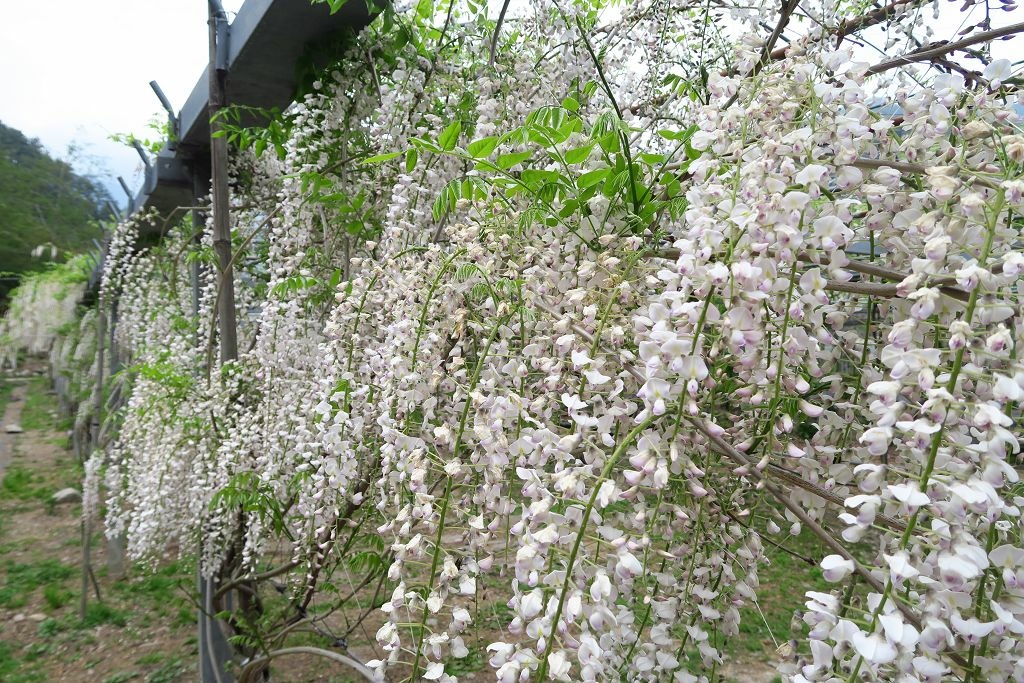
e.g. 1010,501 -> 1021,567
193,161 -> 233,683
190,168 -> 208,326
117,176 -> 134,215
149,80 -> 180,143
132,141 -> 155,194
105,201 -> 122,222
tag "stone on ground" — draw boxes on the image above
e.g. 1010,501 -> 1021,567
52,487 -> 82,504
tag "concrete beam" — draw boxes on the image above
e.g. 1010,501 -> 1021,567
133,0 -> 375,225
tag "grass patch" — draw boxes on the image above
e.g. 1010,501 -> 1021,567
0,559 -> 75,609
0,466 -> 38,499
0,377 -> 12,417
113,560 -> 193,623
0,640 -> 47,683
116,561 -> 189,601
445,646 -> 486,677
134,652 -> 166,667
81,602 -> 128,628
19,375 -> 55,432
38,603 -> 130,635
727,528 -> 831,661
144,657 -> 187,683
0,470 -> 64,507
37,618 -> 64,638
42,583 -> 74,610
22,642 -> 50,662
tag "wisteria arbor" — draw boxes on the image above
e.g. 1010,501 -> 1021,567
81,0 -> 1024,680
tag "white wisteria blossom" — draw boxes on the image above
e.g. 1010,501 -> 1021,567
32,0 -> 1024,680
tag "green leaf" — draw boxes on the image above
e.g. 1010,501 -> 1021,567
577,167 -> 610,188
438,120 -> 462,152
562,96 -> 580,112
661,172 -> 682,198
433,179 -> 461,220
405,148 -> 418,173
604,169 -> 631,198
410,137 -> 441,153
639,152 -> 667,165
473,159 -> 500,174
467,136 -> 498,159
361,151 -> 403,164
520,169 -> 561,189
563,143 -> 594,165
496,151 -> 532,170
525,105 -> 567,130
598,131 -> 620,154
657,124 -> 698,143
559,199 -> 580,218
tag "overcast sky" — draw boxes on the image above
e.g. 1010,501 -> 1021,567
0,1 -> 244,204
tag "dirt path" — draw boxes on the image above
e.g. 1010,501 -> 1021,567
0,363 -> 196,683
1,376 -> 27,478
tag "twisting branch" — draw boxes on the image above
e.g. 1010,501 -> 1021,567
489,0 -> 513,66
237,647 -> 375,683
824,279 -> 969,304
723,0 -> 799,108
851,157 -> 999,190
767,0 -> 930,60
866,21 -> 1024,76
213,559 -> 301,603
751,0 -> 800,80
688,417 -> 971,670
831,0 -> 930,48
764,463 -> 907,533
649,249 -> 973,304
723,509 -> 817,565
533,298 -> 910,532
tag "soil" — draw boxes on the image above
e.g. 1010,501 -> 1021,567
1,364 -> 195,683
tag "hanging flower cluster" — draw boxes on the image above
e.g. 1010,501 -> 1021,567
77,0 -> 1024,680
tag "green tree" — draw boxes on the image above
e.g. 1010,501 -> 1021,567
0,120 -> 109,303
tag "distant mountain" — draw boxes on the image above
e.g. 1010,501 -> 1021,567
0,120 -> 110,301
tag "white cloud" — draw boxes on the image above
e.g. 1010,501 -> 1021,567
0,0 -> 243,202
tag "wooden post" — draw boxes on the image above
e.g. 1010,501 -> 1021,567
105,299 -> 126,581
209,2 -> 238,364
191,169 -> 206,327
81,296 -> 105,619
193,160 -> 234,683
200,4 -> 238,680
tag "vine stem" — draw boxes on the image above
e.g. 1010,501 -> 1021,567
688,414 -> 973,676
535,413 -> 658,680
866,20 -> 1024,75
845,188 -> 1006,682
237,646 -> 374,682
409,312 -> 511,682
410,248 -> 467,371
